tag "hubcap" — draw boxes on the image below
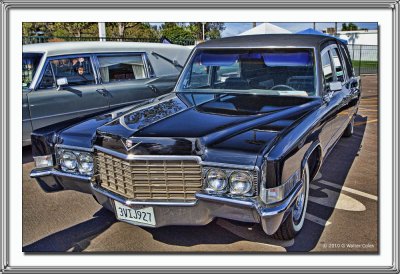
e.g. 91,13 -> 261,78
293,185 -> 306,223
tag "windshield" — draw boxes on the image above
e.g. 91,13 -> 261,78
177,48 -> 316,97
23,53 -> 43,88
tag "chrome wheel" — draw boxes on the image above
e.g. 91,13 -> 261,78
293,186 -> 305,223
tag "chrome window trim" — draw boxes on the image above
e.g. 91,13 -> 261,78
33,53 -> 100,90
93,52 -> 150,84
175,46 -> 320,97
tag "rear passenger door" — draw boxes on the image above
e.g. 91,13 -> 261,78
28,55 -> 109,131
95,53 -> 168,109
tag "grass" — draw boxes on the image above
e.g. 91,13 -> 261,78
351,60 -> 378,69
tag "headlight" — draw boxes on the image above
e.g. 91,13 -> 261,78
206,169 -> 228,192
229,171 -> 253,195
60,151 -> 78,171
78,153 -> 94,175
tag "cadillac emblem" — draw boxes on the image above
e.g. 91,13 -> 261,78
121,138 -> 141,151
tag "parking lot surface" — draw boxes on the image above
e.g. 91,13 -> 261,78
22,75 -> 378,253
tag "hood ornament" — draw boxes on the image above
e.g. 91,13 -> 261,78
121,138 -> 142,152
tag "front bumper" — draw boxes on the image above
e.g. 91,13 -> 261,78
30,168 -> 303,235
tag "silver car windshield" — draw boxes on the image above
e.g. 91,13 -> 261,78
177,48 -> 316,97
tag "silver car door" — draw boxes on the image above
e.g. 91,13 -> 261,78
95,53 -> 174,109
27,55 -> 109,131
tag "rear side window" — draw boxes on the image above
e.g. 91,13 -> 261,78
330,48 -> 345,83
339,44 -> 354,78
321,51 -> 334,84
38,56 -> 95,89
23,53 -> 43,88
97,54 -> 147,83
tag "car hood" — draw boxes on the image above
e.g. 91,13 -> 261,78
95,92 -> 321,166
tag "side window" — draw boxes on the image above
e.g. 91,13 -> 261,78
39,56 -> 95,88
216,62 -> 240,83
185,59 -> 210,89
330,48 -> 345,83
97,55 -> 147,83
38,62 -> 55,89
339,44 -> 354,78
321,51 -> 334,84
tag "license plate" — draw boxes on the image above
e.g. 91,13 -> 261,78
114,200 -> 156,226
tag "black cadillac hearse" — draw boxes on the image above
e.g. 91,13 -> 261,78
30,34 -> 360,240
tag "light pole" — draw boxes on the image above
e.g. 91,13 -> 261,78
98,22 -> 106,42
202,22 -> 206,41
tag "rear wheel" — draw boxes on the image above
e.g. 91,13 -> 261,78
272,163 -> 310,240
343,116 -> 355,137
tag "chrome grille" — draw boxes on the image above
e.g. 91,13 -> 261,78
95,151 -> 202,201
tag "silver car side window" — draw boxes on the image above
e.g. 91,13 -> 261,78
97,54 -> 147,83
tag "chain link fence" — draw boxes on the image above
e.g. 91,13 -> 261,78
347,44 -> 378,75
23,36 -> 378,75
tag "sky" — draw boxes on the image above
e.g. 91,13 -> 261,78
221,22 -> 378,37
150,22 -> 378,37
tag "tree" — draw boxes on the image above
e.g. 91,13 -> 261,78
341,22 -> 359,31
51,23 -> 98,37
23,23 -> 53,36
160,23 -> 196,44
188,22 -> 225,40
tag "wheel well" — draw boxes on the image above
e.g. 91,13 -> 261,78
306,146 -> 321,181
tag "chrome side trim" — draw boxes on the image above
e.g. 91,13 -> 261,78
56,144 -> 94,152
91,183 -> 198,207
29,105 -> 109,121
30,168 -> 92,181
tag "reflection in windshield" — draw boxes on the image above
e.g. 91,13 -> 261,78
177,48 -> 316,97
23,53 -> 43,88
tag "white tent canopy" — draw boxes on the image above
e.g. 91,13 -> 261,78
238,23 -> 291,36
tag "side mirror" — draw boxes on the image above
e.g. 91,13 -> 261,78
56,77 -> 68,90
329,81 -> 342,92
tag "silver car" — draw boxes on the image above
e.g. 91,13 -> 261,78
22,41 -> 192,146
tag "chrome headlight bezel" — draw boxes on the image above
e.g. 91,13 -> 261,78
203,167 -> 257,197
57,148 -> 94,176
229,171 -> 253,195
205,168 -> 228,193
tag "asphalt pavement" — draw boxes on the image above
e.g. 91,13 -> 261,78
22,75 -> 378,253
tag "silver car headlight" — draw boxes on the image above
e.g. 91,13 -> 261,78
229,171 -> 253,195
60,151 -> 78,172
78,153 -> 94,175
206,168 -> 228,193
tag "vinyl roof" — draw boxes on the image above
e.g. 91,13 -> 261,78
23,41 -> 188,57
196,34 -> 339,49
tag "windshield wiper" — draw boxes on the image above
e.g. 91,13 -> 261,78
151,51 -> 183,71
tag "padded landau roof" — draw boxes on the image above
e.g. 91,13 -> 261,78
196,34 -> 340,49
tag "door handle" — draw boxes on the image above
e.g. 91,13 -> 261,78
96,88 -> 108,96
147,85 -> 160,93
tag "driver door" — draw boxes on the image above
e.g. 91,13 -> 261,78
28,55 -> 109,131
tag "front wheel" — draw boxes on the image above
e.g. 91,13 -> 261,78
272,163 -> 310,240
